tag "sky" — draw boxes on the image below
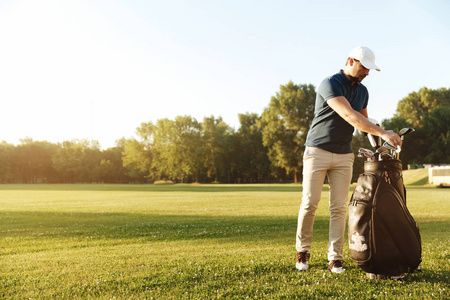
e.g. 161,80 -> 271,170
0,0 -> 449,149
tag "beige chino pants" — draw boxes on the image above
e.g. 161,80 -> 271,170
296,146 -> 354,261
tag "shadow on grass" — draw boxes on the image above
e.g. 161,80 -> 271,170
409,177 -> 430,185
406,269 -> 450,284
0,212 -> 317,243
2,212 -> 447,243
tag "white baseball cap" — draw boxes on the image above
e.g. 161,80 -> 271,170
348,46 -> 380,71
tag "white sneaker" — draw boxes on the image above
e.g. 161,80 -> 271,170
296,251 -> 310,271
296,261 -> 309,271
328,260 -> 345,274
330,266 -> 345,274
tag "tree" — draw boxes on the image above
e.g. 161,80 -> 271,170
236,113 -> 271,183
421,106 -> 450,163
396,87 -> 450,128
122,138 -> 151,182
150,116 -> 203,182
122,122 -> 155,182
0,142 -> 14,183
381,116 -> 411,133
12,139 -> 59,183
52,139 -> 101,183
383,87 -> 449,166
149,118 -> 177,181
202,116 -> 233,183
97,145 -> 129,183
173,116 -> 204,183
259,82 -> 316,182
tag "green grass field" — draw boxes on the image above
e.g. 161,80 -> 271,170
0,173 -> 449,299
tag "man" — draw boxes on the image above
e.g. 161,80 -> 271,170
295,46 -> 402,274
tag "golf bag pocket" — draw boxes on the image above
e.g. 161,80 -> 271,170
348,174 -> 377,263
348,201 -> 372,262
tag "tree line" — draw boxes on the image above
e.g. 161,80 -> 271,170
1,84 -> 448,184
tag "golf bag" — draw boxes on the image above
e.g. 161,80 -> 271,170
348,159 -> 422,276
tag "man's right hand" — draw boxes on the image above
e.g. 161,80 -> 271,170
381,131 -> 402,148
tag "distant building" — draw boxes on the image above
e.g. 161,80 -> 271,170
428,166 -> 450,187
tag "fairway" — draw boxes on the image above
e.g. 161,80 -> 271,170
0,184 -> 449,299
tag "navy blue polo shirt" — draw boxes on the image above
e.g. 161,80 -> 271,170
305,70 -> 369,154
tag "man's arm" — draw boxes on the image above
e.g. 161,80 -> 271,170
360,108 -> 368,118
327,96 -> 402,147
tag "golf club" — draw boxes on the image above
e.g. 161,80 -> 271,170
364,124 -> 414,162
383,141 -> 401,153
358,148 -> 375,161
396,128 -> 415,159
382,141 -> 401,160
376,146 -> 389,153
380,152 -> 393,161
398,128 -> 415,140
386,129 -> 394,155
367,118 -> 383,148
386,129 -> 395,156
367,133 -> 378,149
374,146 -> 389,161
359,148 -> 375,156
